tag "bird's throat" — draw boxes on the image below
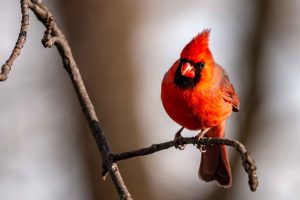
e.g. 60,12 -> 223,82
174,61 -> 201,89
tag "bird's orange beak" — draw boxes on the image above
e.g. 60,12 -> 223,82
181,62 -> 195,78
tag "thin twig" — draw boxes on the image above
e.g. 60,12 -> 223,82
0,0 -> 29,81
112,137 -> 258,192
28,1 -> 132,199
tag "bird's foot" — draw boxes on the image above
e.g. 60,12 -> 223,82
174,127 -> 186,150
194,128 -> 212,153
199,144 -> 207,153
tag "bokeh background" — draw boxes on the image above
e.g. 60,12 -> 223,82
1,0 -> 300,199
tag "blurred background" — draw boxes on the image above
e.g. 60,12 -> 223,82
1,0 -> 300,199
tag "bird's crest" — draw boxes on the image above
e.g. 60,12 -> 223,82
180,29 -> 212,62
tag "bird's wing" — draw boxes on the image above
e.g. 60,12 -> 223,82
218,65 -> 240,112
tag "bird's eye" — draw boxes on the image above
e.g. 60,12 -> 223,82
195,62 -> 205,69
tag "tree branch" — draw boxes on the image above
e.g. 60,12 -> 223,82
0,0 -> 29,81
111,137 -> 258,192
28,1 -> 132,199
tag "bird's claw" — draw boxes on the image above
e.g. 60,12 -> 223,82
194,128 -> 211,153
174,127 -> 186,150
199,144 -> 207,153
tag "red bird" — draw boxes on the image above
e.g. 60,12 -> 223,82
161,29 -> 239,187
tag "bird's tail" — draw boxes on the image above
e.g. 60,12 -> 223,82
198,121 -> 232,188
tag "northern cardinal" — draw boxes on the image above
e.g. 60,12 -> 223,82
161,29 -> 239,187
